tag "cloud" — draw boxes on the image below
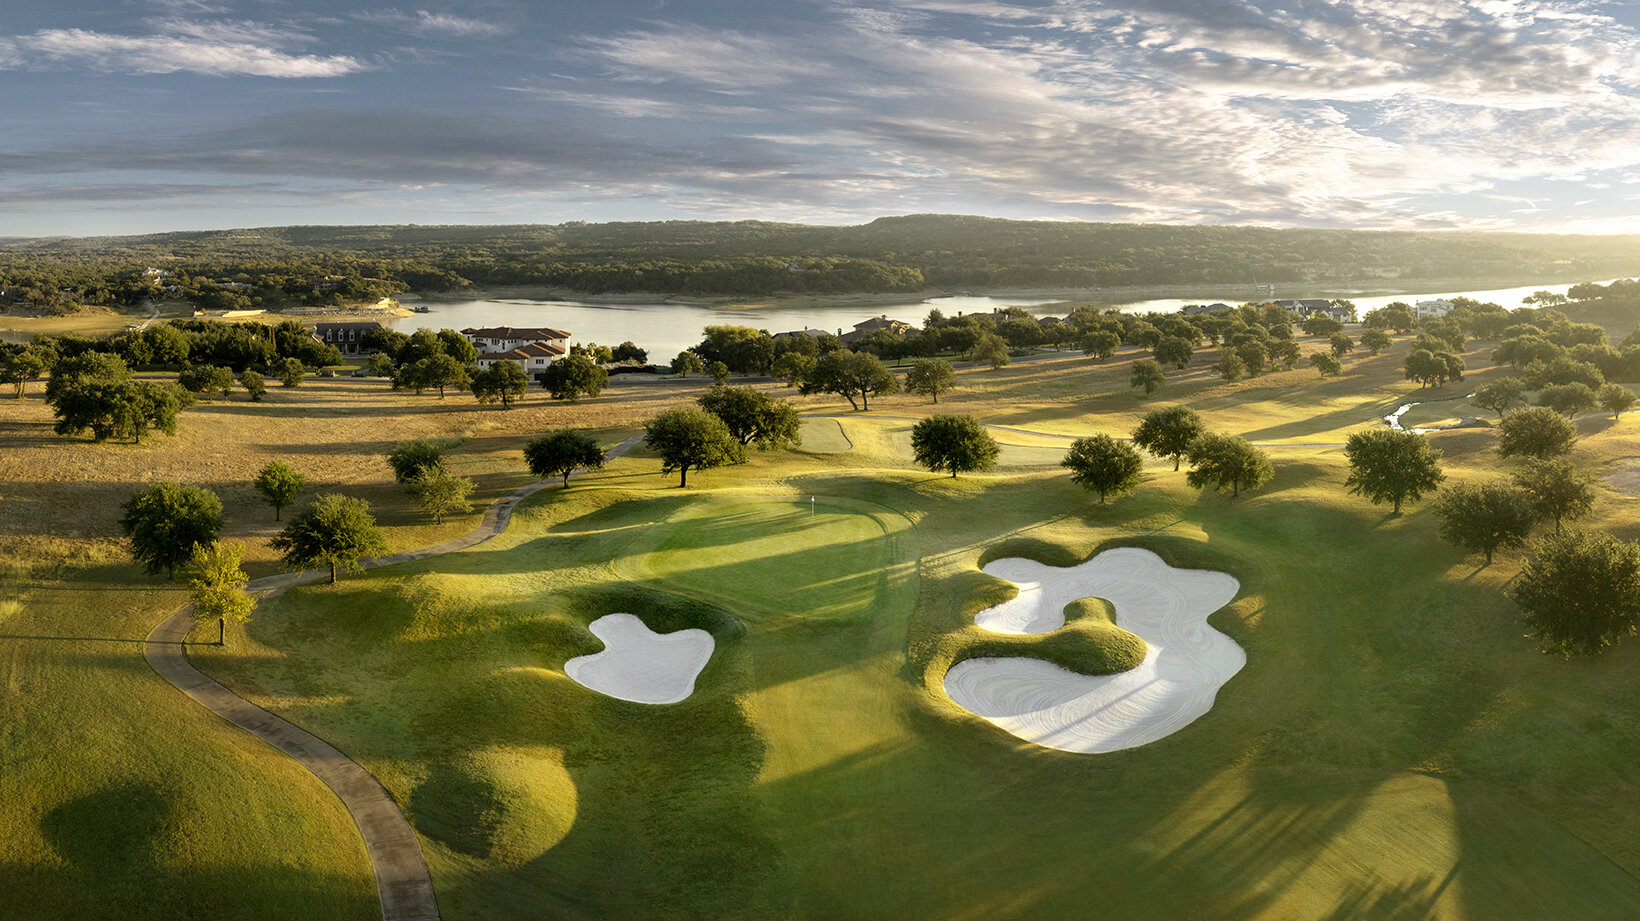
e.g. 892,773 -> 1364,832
0,22 -> 367,78
353,9 -> 506,37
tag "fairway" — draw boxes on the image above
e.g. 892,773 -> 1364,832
617,495 -> 914,621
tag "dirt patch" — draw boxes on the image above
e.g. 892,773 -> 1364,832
1605,457 -> 1640,497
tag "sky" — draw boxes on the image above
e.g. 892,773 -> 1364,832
4,0 -> 1640,237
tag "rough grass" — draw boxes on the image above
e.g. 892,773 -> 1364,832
951,596 -> 1149,675
11,329 -> 1640,918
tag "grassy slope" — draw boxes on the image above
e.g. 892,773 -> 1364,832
0,372 -> 692,918
187,332 -> 1640,920
8,328 -> 1640,918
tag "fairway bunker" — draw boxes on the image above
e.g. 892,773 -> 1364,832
945,547 -> 1244,753
564,613 -> 715,705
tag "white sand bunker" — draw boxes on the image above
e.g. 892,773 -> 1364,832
564,613 -> 714,705
944,547 -> 1244,753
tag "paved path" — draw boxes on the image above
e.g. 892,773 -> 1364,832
144,433 -> 643,921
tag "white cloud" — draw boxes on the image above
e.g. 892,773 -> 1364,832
0,23 -> 367,78
353,9 -> 506,37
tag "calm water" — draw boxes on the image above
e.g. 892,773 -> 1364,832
390,294 -> 1066,360
395,279 -> 1625,360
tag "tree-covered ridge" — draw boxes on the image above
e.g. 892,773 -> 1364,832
5,215 -> 1640,304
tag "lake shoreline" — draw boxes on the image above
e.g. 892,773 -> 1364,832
432,271 -> 1630,312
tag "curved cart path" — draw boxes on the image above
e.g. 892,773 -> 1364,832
145,433 -> 643,921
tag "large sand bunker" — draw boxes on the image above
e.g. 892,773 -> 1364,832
564,613 -> 715,705
945,548 -> 1244,753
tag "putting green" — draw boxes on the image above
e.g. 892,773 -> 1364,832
616,495 -> 913,621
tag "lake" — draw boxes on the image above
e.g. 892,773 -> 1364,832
394,279 -> 1625,360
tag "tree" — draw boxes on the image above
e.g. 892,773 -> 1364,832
1497,406 -> 1577,459
1062,434 -> 1144,503
524,429 -> 605,486
1598,382 -> 1636,420
771,352 -> 815,387
971,333 -> 1010,369
1185,433 -> 1273,498
388,438 -> 446,483
698,385 -> 801,451
407,465 -> 475,523
1269,338 -> 1302,370
1512,458 -> 1593,534
52,377 -> 183,444
1512,530 -> 1640,656
1131,405 -> 1206,471
670,351 -> 704,378
1471,378 -> 1525,417
1154,335 -> 1193,369
1342,428 -> 1444,514
423,353 -> 472,398
1,347 -> 47,398
643,405 -> 742,487
186,540 -> 255,646
1213,350 -> 1245,382
470,361 -> 528,408
612,341 -> 648,363
240,369 -> 266,402
271,494 -> 389,584
707,360 -> 731,385
1308,352 -> 1342,378
1433,481 -> 1537,564
1329,332 -> 1355,359
1365,303 -> 1416,333
911,414 -> 999,478
905,357 -> 956,403
1235,339 -> 1269,376
179,364 -> 234,399
801,350 -> 898,411
1301,315 -> 1344,337
279,357 -> 306,388
368,352 -> 396,377
119,482 -> 223,580
1360,329 -> 1393,356
1130,359 -> 1166,395
539,354 -> 608,401
1404,348 -> 1462,388
1081,330 -> 1121,360
253,460 -> 305,520
1539,382 -> 1596,417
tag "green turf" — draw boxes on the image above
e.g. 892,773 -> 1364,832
948,596 -> 1148,675
16,327 -> 1640,920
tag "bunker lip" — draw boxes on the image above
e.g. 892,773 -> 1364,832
564,613 -> 715,705
945,547 -> 1245,754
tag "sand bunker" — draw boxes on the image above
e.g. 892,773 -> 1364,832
945,547 -> 1244,753
564,613 -> 714,705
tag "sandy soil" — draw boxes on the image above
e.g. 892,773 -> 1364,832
1605,457 -> 1640,497
945,548 -> 1245,754
563,613 -> 715,705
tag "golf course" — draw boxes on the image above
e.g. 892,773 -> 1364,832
6,316 -> 1640,921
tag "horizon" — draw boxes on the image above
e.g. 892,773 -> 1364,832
5,2 -> 1640,237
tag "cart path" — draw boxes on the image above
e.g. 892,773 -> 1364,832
144,433 -> 642,921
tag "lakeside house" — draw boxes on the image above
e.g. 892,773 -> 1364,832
840,315 -> 917,346
461,326 -> 573,372
1415,299 -> 1454,319
476,341 -> 567,373
312,321 -> 382,354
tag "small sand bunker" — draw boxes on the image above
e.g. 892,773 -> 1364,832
564,613 -> 714,705
1605,457 -> 1640,497
945,547 -> 1244,753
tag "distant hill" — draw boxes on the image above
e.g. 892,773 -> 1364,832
4,215 -> 1638,298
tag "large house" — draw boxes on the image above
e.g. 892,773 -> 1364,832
312,321 -> 382,354
475,341 -> 567,373
461,326 -> 572,373
1415,299 -> 1454,319
839,315 -> 916,346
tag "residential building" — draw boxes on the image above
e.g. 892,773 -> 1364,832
460,326 -> 572,353
1415,299 -> 1454,319
477,341 -> 567,373
839,315 -> 916,346
312,321 -> 382,354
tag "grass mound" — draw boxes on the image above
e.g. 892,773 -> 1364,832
952,596 -> 1148,676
